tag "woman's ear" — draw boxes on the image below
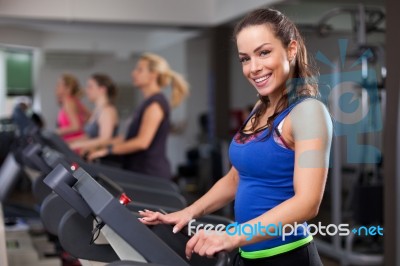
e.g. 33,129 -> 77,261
99,85 -> 107,93
287,40 -> 298,62
149,69 -> 159,83
65,86 -> 72,96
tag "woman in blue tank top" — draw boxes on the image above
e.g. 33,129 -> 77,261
140,8 -> 332,265
87,53 -> 189,179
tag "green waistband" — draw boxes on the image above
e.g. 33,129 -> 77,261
240,235 -> 313,259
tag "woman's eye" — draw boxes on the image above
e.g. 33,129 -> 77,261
260,50 -> 271,56
239,57 -> 250,63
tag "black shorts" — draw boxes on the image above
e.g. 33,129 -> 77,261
233,241 -> 323,266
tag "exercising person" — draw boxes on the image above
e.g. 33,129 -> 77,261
69,73 -> 119,155
88,53 -> 189,179
55,74 -> 90,143
140,8 -> 332,266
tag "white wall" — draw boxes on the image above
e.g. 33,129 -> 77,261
157,35 -> 211,176
156,41 -> 189,176
0,27 -> 43,48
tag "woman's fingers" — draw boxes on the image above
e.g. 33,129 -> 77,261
138,210 -> 172,226
138,210 -> 161,221
185,233 -> 199,260
138,209 -> 192,235
138,217 -> 161,225
185,230 -> 230,260
172,220 -> 187,234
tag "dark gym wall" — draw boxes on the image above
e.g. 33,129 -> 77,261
209,26 -> 232,141
384,0 -> 400,264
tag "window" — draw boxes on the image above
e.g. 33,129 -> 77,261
6,50 -> 33,96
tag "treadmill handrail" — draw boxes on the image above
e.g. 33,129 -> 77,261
73,167 -> 189,266
44,164 -> 231,266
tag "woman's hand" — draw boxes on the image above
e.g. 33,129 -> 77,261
140,209 -> 241,259
69,141 -> 80,150
185,230 -> 240,260
87,148 -> 107,161
139,208 -> 194,234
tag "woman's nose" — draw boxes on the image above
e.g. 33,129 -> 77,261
250,58 -> 262,74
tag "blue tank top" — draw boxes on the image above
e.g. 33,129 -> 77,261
229,100 -> 309,252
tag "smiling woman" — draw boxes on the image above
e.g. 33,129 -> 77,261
234,10 -> 319,139
139,8 -> 332,266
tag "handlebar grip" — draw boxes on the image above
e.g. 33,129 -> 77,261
179,225 -> 231,266
215,251 -> 231,266
158,211 -> 231,266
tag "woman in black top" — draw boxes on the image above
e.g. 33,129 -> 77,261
88,53 -> 189,179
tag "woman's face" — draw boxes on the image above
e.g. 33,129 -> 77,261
56,78 -> 68,99
236,24 -> 293,99
131,59 -> 154,88
85,78 -> 101,102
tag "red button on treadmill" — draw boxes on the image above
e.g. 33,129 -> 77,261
70,163 -> 79,171
119,193 -> 132,206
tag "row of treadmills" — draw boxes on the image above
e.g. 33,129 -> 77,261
0,126 -> 234,266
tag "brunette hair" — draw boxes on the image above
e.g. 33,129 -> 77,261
91,73 -> 118,102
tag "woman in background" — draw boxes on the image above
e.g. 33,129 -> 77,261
88,53 -> 189,179
69,73 -> 119,155
56,74 -> 90,142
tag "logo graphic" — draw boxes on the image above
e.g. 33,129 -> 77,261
296,39 -> 383,163
188,220 -> 384,241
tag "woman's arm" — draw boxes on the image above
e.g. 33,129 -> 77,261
109,101 -> 164,155
87,102 -> 164,160
140,166 -> 239,232
70,106 -> 118,151
186,166 -> 239,218
56,99 -> 83,136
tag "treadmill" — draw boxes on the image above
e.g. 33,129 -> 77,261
33,130 -> 180,192
43,163 -> 232,266
23,142 -> 187,209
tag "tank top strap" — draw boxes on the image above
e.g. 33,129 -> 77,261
272,97 -> 312,129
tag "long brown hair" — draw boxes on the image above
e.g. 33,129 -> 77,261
233,8 -> 319,136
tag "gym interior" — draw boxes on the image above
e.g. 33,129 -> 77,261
0,0 -> 398,265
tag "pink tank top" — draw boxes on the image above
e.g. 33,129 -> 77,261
57,97 -> 87,142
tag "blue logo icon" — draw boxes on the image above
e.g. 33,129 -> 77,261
315,39 -> 382,163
